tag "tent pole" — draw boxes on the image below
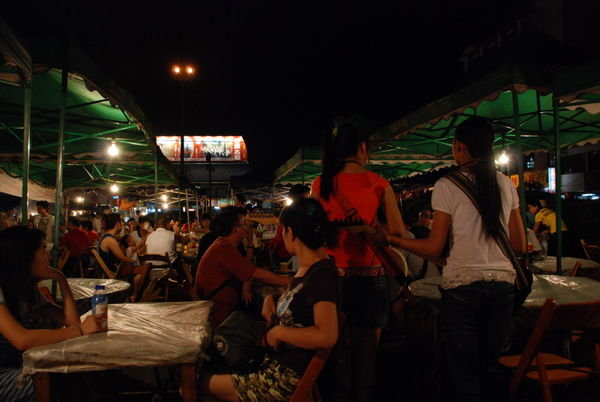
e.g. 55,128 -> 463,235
553,98 -> 563,275
511,91 -> 527,225
185,188 -> 190,225
21,82 -> 32,224
154,145 -> 159,225
196,191 -> 200,222
53,66 -> 68,268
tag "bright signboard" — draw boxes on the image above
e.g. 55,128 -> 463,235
157,136 -> 248,162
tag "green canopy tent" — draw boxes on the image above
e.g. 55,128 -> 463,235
0,22 -> 179,260
370,60 -> 600,273
274,146 -> 453,186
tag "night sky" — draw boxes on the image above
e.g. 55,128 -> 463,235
6,0 -> 536,176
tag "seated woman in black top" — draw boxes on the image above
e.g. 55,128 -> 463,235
201,198 -> 340,402
98,214 -> 149,302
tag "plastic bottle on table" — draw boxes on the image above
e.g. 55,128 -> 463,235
91,285 -> 108,331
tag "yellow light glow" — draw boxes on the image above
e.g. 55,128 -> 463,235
110,184 -> 119,193
173,65 -> 181,74
75,196 -> 84,203
162,203 -> 169,209
107,141 -> 119,157
496,151 -> 509,165
160,194 -> 168,202
284,197 -> 293,206
186,66 -> 194,74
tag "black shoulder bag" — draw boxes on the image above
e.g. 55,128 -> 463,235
445,171 -> 533,309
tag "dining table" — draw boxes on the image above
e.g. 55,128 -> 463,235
38,278 -> 131,314
22,300 -> 212,402
530,256 -> 600,279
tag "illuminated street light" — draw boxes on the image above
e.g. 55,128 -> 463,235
107,141 -> 119,157
284,197 -> 293,206
75,196 -> 84,203
496,151 -> 509,165
110,184 -> 119,193
162,203 -> 169,210
172,65 -> 181,74
160,194 -> 168,202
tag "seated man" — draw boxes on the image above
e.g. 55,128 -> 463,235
60,217 -> 91,277
145,215 -> 178,265
98,213 -> 149,302
195,206 -> 291,325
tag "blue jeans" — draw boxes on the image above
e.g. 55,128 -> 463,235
441,281 -> 514,402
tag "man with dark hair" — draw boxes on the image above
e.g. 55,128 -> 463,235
33,200 -> 55,248
98,213 -> 149,302
411,209 -> 433,239
269,185 -> 310,260
81,220 -> 101,246
145,215 -> 177,264
59,217 -> 91,277
195,206 -> 291,325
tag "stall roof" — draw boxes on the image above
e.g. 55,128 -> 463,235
0,29 -> 177,190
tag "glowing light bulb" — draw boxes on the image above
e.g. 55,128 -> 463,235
186,66 -> 194,74
110,184 -> 119,193
497,151 -> 509,165
107,141 -> 119,157
284,197 -> 293,206
160,194 -> 168,202
173,65 -> 181,74
162,203 -> 169,209
75,196 -> 84,203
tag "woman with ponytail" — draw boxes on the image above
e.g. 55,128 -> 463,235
388,117 -> 527,402
312,119 -> 408,402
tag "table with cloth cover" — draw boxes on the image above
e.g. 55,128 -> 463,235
21,300 -> 212,402
530,256 -> 600,279
409,274 -> 600,307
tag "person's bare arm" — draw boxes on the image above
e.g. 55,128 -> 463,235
382,185 -> 408,238
267,301 -> 338,350
388,210 -> 452,257
106,238 -> 136,263
508,208 -> 527,255
252,268 -> 291,286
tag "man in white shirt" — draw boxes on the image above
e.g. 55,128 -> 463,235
33,201 -> 55,250
145,216 -> 177,265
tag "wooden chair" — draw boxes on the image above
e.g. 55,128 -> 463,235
499,298 -> 600,402
569,261 -> 583,277
138,253 -> 173,302
290,313 -> 346,402
90,249 -> 117,279
580,239 -> 600,263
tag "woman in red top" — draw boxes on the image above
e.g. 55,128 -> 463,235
312,121 -> 407,401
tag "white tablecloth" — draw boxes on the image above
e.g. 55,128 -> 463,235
409,274 -> 600,308
21,301 -> 212,376
530,256 -> 600,273
38,278 -> 130,301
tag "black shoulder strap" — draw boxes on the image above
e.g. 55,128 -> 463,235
205,278 -> 236,300
445,171 -> 529,291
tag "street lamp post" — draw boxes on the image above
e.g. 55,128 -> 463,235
170,63 -> 196,223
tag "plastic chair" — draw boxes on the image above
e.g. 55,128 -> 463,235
290,313 -> 346,402
499,298 -> 600,402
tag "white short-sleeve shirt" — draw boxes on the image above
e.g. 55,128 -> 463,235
145,228 -> 176,263
432,171 -> 519,289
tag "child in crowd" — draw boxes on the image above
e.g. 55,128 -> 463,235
119,234 -> 141,265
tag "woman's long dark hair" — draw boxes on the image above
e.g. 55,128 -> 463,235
455,117 -> 502,239
0,226 -> 45,318
280,198 -> 338,250
320,121 -> 370,201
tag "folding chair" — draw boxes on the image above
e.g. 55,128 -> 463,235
138,253 -> 174,302
499,298 -> 600,402
290,313 -> 346,402
90,249 -> 117,279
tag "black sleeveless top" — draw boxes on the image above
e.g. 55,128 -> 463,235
98,233 -> 119,272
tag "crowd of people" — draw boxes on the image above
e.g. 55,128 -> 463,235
0,117 -> 591,402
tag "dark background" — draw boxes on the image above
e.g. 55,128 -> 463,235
5,0 -> 598,177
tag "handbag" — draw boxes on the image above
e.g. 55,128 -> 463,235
209,310 -> 268,373
445,171 -> 533,309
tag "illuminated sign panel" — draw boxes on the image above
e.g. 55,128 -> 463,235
157,136 -> 247,162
